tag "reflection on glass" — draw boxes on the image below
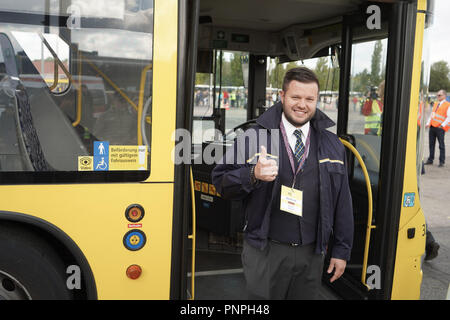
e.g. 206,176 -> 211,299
0,0 -> 153,172
417,25 -> 432,187
347,39 -> 387,187
193,51 -> 249,144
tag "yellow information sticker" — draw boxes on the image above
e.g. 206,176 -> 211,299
78,156 -> 94,171
280,185 -> 303,217
109,145 -> 148,171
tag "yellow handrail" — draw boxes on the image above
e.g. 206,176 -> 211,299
80,52 -> 138,112
188,167 -> 196,300
48,58 -> 59,91
39,34 -> 72,83
137,64 -> 152,145
339,138 -> 376,290
72,56 -> 83,127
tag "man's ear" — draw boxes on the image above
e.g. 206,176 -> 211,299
280,91 -> 285,104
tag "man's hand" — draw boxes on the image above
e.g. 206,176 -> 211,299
254,146 -> 278,182
327,258 -> 347,283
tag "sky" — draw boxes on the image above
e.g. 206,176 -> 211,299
428,0 -> 449,65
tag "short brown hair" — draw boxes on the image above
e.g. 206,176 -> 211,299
282,67 -> 320,92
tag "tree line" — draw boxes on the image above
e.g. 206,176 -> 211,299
195,43 -> 450,94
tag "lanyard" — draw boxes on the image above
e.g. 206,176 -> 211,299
280,119 -> 311,188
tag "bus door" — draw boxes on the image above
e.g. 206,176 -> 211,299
189,48 -> 253,300
332,2 -> 427,300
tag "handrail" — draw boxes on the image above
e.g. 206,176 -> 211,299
137,64 -> 152,145
69,45 -> 153,143
79,51 -> 138,112
339,138 -> 376,290
39,34 -> 73,83
48,57 -> 59,91
188,167 -> 196,300
72,56 -> 83,127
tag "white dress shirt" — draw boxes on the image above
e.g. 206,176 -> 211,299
281,113 -> 310,157
426,100 -> 450,128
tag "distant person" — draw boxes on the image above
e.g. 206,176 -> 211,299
425,89 -> 450,167
361,81 -> 385,136
352,95 -> 359,112
230,91 -> 236,108
418,94 -> 440,260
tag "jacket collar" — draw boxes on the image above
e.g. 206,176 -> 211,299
256,102 -> 336,131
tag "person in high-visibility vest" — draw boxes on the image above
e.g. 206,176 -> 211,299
362,81 -> 384,136
417,94 -> 440,260
425,89 -> 450,167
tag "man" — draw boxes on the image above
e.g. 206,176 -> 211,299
212,67 -> 354,299
425,89 -> 450,167
361,81 -> 384,136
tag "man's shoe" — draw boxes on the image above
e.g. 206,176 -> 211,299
425,242 -> 440,261
424,160 -> 433,165
438,163 -> 445,167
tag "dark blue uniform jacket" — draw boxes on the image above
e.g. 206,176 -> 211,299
212,102 -> 354,260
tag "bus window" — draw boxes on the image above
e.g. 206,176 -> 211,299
12,31 -> 70,94
348,38 -> 388,186
0,0 -> 153,183
193,50 -> 250,144
223,52 -> 249,133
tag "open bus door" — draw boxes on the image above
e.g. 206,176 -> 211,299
182,0 -> 429,300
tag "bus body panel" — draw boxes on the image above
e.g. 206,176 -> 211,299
0,183 -> 174,299
391,0 -> 427,300
0,0 -> 179,299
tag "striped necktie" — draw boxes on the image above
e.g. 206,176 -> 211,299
293,129 -> 305,166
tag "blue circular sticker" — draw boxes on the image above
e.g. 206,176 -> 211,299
123,230 -> 147,251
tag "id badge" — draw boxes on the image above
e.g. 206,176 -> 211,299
280,185 -> 303,216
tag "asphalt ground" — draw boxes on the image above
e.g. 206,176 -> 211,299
419,125 -> 450,300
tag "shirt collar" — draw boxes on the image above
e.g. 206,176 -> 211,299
281,112 -> 310,139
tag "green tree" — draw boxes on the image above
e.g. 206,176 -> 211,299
229,53 -> 244,86
267,58 -> 286,89
429,60 -> 450,92
370,40 -> 383,86
195,73 -> 210,85
314,57 -> 329,90
351,68 -> 371,93
314,57 -> 339,91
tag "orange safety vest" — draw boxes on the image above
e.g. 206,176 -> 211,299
430,100 -> 450,132
418,101 -> 423,127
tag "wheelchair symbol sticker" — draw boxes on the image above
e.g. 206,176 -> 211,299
94,156 -> 109,171
403,193 -> 415,207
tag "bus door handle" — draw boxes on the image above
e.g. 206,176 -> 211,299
339,138 -> 376,291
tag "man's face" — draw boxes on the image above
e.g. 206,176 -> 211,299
280,80 -> 318,127
437,90 -> 446,102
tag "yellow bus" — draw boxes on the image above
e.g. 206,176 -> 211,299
0,0 -> 432,300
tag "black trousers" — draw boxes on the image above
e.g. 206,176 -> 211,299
428,126 -> 446,164
242,240 -> 324,300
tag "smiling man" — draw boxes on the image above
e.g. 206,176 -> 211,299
212,67 -> 354,300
